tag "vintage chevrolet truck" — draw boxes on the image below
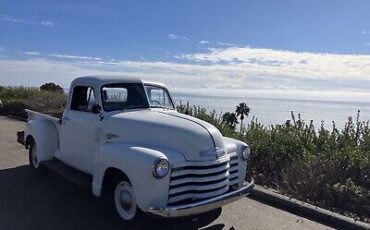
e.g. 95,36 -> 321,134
17,76 -> 254,226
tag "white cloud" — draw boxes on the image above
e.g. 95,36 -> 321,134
217,42 -> 238,47
49,53 -> 102,61
365,42 -> 370,46
40,21 -> 55,27
180,47 -> 370,81
0,15 -> 30,24
1,47 -> 370,103
58,4 -> 114,15
199,40 -> 210,45
17,51 -> 100,60
0,14 -> 55,27
362,30 -> 370,35
21,51 -> 41,55
167,34 -> 188,40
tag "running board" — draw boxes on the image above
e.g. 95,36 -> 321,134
43,158 -> 92,188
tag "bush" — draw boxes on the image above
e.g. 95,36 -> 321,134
40,82 -> 64,93
0,99 -> 27,119
177,103 -> 370,222
246,114 -> 369,221
0,86 -> 66,119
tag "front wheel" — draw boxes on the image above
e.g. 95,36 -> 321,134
29,142 -> 47,175
108,174 -> 146,228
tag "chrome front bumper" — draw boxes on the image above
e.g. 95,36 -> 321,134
148,178 -> 254,218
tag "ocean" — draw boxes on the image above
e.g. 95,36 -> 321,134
172,93 -> 370,130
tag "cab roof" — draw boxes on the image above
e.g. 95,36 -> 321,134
72,75 -> 142,86
71,75 -> 168,88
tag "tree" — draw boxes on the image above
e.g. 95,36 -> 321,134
222,112 -> 239,130
235,102 -> 250,131
40,82 -> 63,93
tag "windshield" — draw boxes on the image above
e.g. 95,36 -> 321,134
144,84 -> 174,109
101,83 -> 149,111
101,83 -> 174,111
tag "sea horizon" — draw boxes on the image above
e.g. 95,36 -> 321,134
172,92 -> 370,130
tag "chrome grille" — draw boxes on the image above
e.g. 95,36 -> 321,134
168,153 -> 240,205
229,155 -> 239,183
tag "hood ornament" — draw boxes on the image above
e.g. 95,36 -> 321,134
199,147 -> 225,159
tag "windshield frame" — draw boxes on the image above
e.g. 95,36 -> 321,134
144,83 -> 175,110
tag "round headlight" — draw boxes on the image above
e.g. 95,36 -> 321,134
241,146 -> 250,161
153,158 -> 170,179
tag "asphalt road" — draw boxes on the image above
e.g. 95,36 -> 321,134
0,116 -> 334,230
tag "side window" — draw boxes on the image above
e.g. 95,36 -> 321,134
71,86 -> 96,112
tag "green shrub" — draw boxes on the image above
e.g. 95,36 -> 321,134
0,86 -> 66,119
0,99 -> 27,118
177,103 -> 369,222
40,82 -> 64,93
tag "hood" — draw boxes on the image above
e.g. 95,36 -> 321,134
104,109 -> 225,162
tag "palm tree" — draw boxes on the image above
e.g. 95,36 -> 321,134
222,112 -> 239,130
235,102 -> 250,131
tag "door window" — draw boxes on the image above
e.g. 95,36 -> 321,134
71,86 -> 96,112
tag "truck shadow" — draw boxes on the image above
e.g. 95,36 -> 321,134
0,166 -> 223,230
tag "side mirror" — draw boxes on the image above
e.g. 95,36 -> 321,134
91,104 -> 102,114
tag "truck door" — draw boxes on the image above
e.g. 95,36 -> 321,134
59,85 -> 99,174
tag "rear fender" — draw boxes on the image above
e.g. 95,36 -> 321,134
24,119 -> 59,162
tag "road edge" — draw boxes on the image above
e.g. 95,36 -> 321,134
6,115 -> 27,122
250,185 -> 370,230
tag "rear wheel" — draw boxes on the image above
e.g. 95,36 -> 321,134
29,142 -> 47,175
107,173 -> 146,227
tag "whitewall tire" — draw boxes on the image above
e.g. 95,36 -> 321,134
108,174 -> 146,227
114,181 -> 138,221
29,142 -> 47,175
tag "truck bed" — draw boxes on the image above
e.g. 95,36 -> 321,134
25,109 -> 61,122
17,110 -> 62,146
25,109 -> 61,133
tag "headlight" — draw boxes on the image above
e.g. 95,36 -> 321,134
241,146 -> 250,161
153,158 -> 170,179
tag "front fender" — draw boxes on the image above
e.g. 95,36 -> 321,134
223,137 -> 249,187
92,142 -> 183,211
223,136 -> 248,154
24,119 -> 59,162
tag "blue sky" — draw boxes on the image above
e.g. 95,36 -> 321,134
1,0 -> 370,101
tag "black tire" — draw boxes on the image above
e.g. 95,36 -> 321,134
203,207 -> 222,218
106,173 -> 146,228
28,142 -> 47,175
186,207 -> 222,222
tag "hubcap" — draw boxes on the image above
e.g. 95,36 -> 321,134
120,190 -> 133,210
114,181 -> 137,221
31,145 -> 39,168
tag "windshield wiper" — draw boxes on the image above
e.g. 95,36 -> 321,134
150,105 -> 174,110
122,105 -> 149,110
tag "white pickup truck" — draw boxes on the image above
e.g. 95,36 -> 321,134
17,76 -> 254,226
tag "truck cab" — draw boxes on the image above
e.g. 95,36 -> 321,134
19,76 -> 254,226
